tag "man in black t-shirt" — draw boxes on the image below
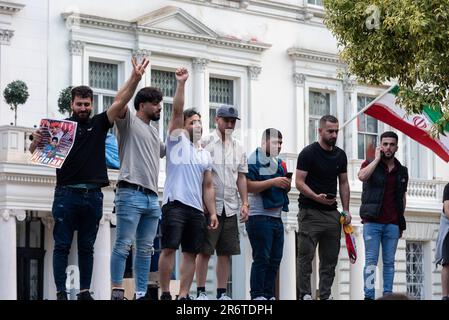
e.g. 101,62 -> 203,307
295,115 -> 351,300
435,183 -> 449,300
29,57 -> 149,300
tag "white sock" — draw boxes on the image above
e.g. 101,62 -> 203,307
135,291 -> 146,299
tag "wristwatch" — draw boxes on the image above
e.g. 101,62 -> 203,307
242,202 -> 250,209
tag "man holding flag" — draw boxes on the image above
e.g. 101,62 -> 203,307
358,131 -> 409,300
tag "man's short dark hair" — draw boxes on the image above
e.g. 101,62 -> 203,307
319,115 -> 339,128
51,136 -> 59,142
262,128 -> 283,143
183,108 -> 201,122
134,87 -> 163,111
380,131 -> 398,143
71,86 -> 93,102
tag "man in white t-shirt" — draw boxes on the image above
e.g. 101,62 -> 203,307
158,67 -> 219,300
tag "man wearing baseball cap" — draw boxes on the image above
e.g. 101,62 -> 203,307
195,105 -> 249,300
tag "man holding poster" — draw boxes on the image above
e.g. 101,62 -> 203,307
29,57 -> 149,300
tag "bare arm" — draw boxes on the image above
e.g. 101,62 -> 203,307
339,172 -> 350,212
203,170 -> 218,229
168,67 -> 188,135
106,57 -> 149,123
358,146 -> 382,182
247,177 -> 291,194
237,173 -> 249,222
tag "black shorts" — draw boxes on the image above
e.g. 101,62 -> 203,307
443,233 -> 449,266
161,201 -> 207,254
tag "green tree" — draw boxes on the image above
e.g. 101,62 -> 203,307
324,0 -> 449,133
3,80 -> 29,126
58,86 -> 73,115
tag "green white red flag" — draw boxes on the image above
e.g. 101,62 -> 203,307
361,85 -> 449,162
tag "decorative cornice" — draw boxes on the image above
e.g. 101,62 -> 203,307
343,78 -> 356,93
0,173 -> 56,185
293,73 -> 306,87
248,65 -> 261,80
69,40 -> 85,56
0,209 -> 26,222
132,49 -> 151,61
0,29 -> 14,45
288,48 -> 342,65
0,1 -> 25,15
61,12 -> 271,53
192,58 -> 209,72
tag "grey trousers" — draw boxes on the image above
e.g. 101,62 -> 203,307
296,207 -> 341,299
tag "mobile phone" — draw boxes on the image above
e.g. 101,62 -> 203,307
286,172 -> 293,179
325,193 -> 336,199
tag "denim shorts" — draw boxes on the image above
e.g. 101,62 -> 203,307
161,201 -> 207,253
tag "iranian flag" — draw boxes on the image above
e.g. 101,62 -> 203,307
361,85 -> 449,162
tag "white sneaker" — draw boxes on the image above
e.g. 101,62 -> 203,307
269,297 -> 276,300
218,293 -> 232,300
253,296 -> 267,300
196,292 -> 209,300
302,294 -> 313,300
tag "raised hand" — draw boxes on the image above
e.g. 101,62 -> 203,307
131,57 -> 150,79
175,67 -> 189,83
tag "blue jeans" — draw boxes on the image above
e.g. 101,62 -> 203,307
246,215 -> 284,299
52,187 -> 104,292
363,222 -> 400,299
110,188 -> 161,293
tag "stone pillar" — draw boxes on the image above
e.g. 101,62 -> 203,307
279,211 -> 298,299
192,58 -> 209,133
0,209 -> 26,300
41,213 -> 56,300
69,40 -> 84,86
342,77 -> 357,159
235,224 -> 252,300
293,73 -> 306,153
350,225 -> 365,300
91,211 -> 115,300
247,66 -> 262,151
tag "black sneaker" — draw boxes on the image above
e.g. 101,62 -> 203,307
111,288 -> 126,300
177,295 -> 193,300
160,293 -> 172,300
77,291 -> 94,300
56,291 -> 68,301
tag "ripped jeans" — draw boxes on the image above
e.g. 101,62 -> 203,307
110,187 -> 161,293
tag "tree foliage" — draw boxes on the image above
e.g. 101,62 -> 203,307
3,80 -> 29,126
324,0 -> 449,133
58,86 -> 73,115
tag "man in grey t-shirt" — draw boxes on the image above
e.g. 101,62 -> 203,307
110,81 -> 166,300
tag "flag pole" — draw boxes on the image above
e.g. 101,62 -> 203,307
340,84 -> 397,130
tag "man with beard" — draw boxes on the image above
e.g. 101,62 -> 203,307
358,131 -> 408,300
158,67 -> 218,300
110,83 -> 167,299
30,57 -> 149,300
295,115 -> 351,300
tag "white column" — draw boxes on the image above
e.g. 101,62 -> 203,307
350,225 -> 365,300
192,58 -> 209,133
133,49 -> 152,88
342,77 -> 357,159
42,213 -> 56,300
279,211 -> 298,300
0,30 -> 14,125
91,211 -> 115,300
0,209 -> 26,300
234,224 -> 252,300
293,73 -> 306,153
247,66 -> 262,151
69,40 -> 84,86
